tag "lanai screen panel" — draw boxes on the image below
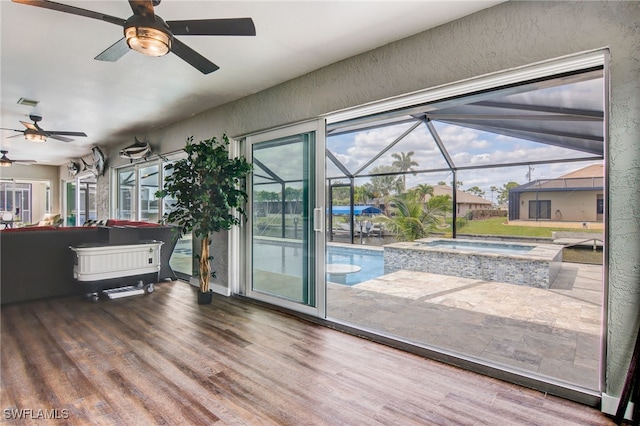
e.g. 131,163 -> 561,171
326,68 -> 604,175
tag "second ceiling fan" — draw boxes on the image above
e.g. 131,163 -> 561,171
12,0 -> 256,74
0,150 -> 36,167
1,114 -> 87,142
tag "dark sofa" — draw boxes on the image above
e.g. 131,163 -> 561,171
0,221 -> 180,304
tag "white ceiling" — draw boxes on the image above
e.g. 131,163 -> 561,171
1,0 -> 502,166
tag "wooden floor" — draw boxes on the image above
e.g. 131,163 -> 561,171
1,280 -> 615,425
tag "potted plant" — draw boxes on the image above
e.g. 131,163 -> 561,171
156,134 -> 252,304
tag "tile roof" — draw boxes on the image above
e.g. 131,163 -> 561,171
558,164 -> 603,179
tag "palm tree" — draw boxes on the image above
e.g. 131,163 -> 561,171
370,165 -> 403,197
381,192 -> 442,241
490,185 -> 499,206
427,194 -> 453,226
391,151 -> 419,191
410,183 -> 434,202
354,185 -> 371,205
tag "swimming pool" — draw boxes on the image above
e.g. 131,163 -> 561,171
326,245 -> 384,285
252,241 -> 384,286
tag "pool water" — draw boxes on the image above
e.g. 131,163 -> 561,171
326,246 -> 384,285
253,242 -> 384,286
422,240 -> 533,255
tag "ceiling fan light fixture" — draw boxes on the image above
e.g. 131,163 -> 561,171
0,152 -> 12,168
125,25 -> 171,57
24,132 -> 47,142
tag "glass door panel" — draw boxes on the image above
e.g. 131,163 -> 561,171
116,167 -> 135,220
65,181 -> 77,226
139,164 -> 160,222
78,176 -> 97,225
245,121 -> 325,315
252,135 -> 313,304
169,233 -> 192,278
160,154 -> 193,279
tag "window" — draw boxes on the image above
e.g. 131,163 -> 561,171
597,194 -> 604,215
0,181 -> 32,223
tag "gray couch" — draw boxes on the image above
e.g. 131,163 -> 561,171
0,223 -> 180,304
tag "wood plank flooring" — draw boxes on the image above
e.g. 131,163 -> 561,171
1,280 -> 615,425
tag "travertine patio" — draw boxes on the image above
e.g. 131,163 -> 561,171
327,262 -> 603,390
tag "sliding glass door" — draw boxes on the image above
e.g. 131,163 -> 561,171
63,175 -> 96,226
112,155 -> 191,278
244,121 -> 325,315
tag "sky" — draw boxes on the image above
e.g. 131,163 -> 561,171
325,73 -> 604,201
326,121 -> 601,201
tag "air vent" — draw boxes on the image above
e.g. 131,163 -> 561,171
17,98 -> 39,107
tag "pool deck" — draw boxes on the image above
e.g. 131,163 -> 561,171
327,261 -> 603,391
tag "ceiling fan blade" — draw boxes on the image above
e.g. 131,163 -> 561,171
6,134 -> 24,139
0,127 -> 23,132
95,37 -> 130,62
170,38 -> 219,74
128,0 -> 155,18
48,135 -> 74,143
47,131 -> 87,137
20,121 -> 38,131
168,18 -> 256,36
11,0 -> 125,26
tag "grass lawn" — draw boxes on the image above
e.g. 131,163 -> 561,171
455,217 -> 600,238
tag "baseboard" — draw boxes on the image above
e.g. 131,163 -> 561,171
601,392 -> 634,420
211,282 -> 231,297
188,278 -> 231,297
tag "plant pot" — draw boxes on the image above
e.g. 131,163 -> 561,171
197,289 -> 213,305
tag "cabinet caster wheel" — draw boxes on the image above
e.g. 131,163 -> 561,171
146,283 -> 155,293
136,280 -> 144,289
91,294 -> 99,303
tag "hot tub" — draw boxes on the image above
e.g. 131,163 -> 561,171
383,238 -> 563,288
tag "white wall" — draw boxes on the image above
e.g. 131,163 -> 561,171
96,1 -> 640,400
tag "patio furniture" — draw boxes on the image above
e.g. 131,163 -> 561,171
1,212 -> 13,229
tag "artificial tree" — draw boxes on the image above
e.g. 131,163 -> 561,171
156,134 -> 252,303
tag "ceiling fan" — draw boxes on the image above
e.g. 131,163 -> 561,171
0,150 -> 37,167
12,0 -> 256,74
0,114 -> 87,143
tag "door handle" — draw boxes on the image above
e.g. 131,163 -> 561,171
313,208 -> 323,232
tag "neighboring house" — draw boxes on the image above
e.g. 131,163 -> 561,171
413,185 -> 493,217
508,164 -> 604,223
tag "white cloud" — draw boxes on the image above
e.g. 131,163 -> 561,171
328,120 -> 601,198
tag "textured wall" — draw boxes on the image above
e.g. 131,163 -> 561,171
603,0 -> 640,397
94,1 -> 639,397
95,172 -> 110,220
